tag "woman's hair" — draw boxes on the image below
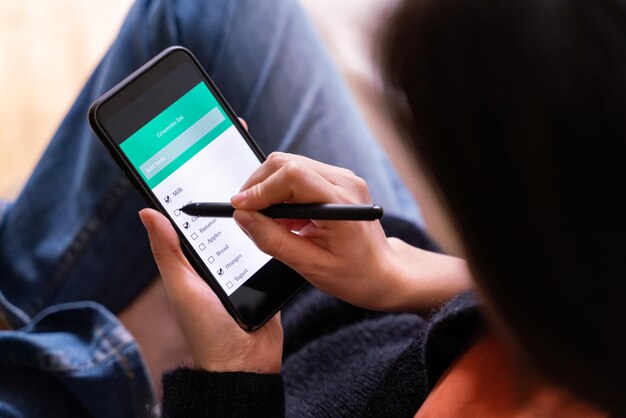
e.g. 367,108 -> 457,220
381,0 -> 626,414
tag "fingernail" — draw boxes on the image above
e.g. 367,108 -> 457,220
234,210 -> 255,231
138,210 -> 151,230
231,191 -> 247,206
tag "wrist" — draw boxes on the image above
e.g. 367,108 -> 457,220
190,314 -> 284,375
378,237 -> 419,311
196,354 -> 281,374
366,237 -> 412,311
383,238 -> 473,312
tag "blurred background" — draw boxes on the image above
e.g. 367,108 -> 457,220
0,0 -> 133,198
0,0 -> 456,252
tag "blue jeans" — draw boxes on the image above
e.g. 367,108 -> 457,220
0,0 -> 422,416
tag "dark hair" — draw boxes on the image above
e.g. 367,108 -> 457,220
381,0 -> 626,414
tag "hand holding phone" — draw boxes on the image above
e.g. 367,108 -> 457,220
139,208 -> 283,373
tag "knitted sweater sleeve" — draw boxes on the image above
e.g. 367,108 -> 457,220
161,368 -> 284,418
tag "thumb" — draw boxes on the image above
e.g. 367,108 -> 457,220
138,208 -> 196,284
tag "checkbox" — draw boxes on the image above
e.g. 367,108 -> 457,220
174,209 -> 181,217
199,243 -> 206,251
191,233 -> 198,240
208,256 -> 215,264
191,216 -> 198,222
226,281 -> 233,289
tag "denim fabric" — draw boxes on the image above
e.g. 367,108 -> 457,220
0,0 -> 422,416
0,303 -> 157,417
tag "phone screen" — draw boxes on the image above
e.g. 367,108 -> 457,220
118,81 -> 270,296
90,48 -> 305,329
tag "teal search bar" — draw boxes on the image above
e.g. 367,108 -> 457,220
139,107 -> 225,180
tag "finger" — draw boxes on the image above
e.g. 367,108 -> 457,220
233,210 -> 329,273
238,117 -> 248,131
139,209 -> 214,304
239,152 -> 360,194
275,218 -> 313,232
232,161 -> 340,210
139,209 -> 194,277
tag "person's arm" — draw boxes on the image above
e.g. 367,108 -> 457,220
231,152 -> 472,313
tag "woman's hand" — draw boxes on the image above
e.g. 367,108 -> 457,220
139,209 -> 283,374
231,152 -> 402,311
231,152 -> 473,312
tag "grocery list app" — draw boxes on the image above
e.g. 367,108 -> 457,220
120,82 -> 271,296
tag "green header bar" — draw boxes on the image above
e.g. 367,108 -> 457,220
120,82 -> 232,188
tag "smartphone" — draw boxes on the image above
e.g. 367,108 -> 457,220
88,46 -> 306,330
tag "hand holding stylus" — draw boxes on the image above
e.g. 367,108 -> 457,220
230,152 -> 400,311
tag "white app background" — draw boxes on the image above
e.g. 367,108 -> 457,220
152,125 -> 271,295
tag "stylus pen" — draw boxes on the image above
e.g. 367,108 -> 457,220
179,202 -> 384,220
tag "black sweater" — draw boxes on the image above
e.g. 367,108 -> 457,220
161,217 -> 483,417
